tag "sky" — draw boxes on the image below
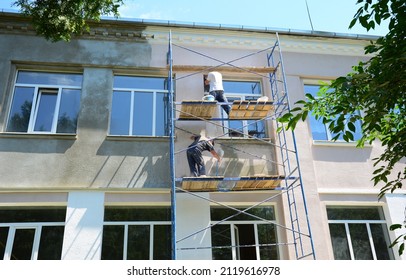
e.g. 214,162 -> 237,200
0,0 -> 389,36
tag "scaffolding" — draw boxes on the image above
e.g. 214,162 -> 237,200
167,31 -> 315,260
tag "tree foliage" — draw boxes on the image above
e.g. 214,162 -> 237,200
13,0 -> 124,42
279,0 -> 405,255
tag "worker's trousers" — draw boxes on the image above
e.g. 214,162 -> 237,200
210,90 -> 230,115
187,149 -> 206,177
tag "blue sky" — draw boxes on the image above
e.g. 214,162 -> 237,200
0,0 -> 389,36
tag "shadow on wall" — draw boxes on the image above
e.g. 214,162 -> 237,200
206,144 -> 277,177
94,139 -> 170,189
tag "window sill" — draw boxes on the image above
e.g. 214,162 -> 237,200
312,140 -> 372,147
106,135 -> 170,142
0,132 -> 77,140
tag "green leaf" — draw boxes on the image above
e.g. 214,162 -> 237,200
301,110 -> 309,121
399,243 -> 405,255
348,122 -> 356,132
345,131 -> 354,141
349,18 -> 358,29
390,224 -> 402,230
305,93 -> 315,100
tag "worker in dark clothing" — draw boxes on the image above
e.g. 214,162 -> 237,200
187,135 -> 221,177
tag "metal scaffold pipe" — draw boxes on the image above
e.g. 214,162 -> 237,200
168,30 -> 177,260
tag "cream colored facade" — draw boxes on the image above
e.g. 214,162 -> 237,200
0,11 -> 405,260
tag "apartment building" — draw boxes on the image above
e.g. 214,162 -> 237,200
0,11 -> 404,260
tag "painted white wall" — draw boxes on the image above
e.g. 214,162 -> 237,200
384,193 -> 406,260
61,191 -> 105,260
176,192 -> 212,259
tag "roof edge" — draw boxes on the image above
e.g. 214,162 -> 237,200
0,9 -> 381,41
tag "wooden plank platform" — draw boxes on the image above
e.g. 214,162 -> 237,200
178,100 -> 218,120
233,175 -> 283,190
229,100 -> 274,120
181,175 -> 284,192
181,176 -> 224,191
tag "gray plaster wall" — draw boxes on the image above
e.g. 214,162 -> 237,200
0,32 -> 171,190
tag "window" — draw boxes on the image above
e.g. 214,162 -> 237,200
6,71 -> 82,134
224,81 -> 266,138
0,207 -> 66,260
110,76 -> 169,136
327,206 -> 394,260
304,84 -> 362,141
101,207 -> 171,260
211,207 -> 278,260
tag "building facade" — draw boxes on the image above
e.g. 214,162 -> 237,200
0,11 -> 405,260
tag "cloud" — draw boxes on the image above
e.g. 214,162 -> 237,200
118,0 -> 186,21
138,12 -> 165,20
118,1 -> 142,18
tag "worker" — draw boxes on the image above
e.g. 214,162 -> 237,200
204,71 -> 231,115
187,135 -> 221,177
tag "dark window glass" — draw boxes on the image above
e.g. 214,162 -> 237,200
127,225 -> 150,260
211,207 -> 275,221
327,207 -> 383,220
37,226 -> 64,260
6,87 -> 34,132
0,227 -> 9,259
258,223 -> 278,260
11,229 -> 35,260
212,224 -> 232,260
370,223 -> 394,260
153,225 -> 171,260
34,91 -> 57,132
101,225 -> 124,260
328,223 -> 351,260
349,223 -> 373,260
57,89 -> 81,133
104,207 -> 171,222
0,207 -> 66,223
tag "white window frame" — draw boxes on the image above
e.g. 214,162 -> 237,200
111,88 -> 167,136
1,222 -> 65,260
110,75 -> 169,137
29,88 -> 62,133
327,206 -> 394,260
328,220 -> 389,260
211,220 -> 278,260
102,221 -> 171,260
7,71 -> 82,134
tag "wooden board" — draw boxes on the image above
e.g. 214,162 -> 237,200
181,176 -> 224,191
229,100 -> 274,120
181,175 -> 284,192
233,175 -> 283,190
178,100 -> 218,119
